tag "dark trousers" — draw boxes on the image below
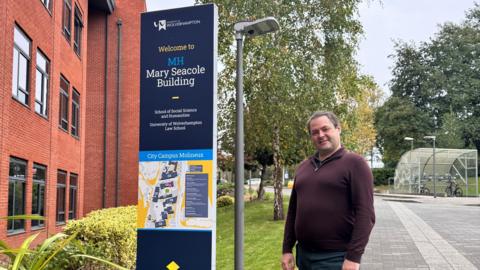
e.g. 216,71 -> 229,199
296,244 -> 346,270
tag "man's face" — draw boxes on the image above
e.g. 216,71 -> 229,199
309,116 -> 341,157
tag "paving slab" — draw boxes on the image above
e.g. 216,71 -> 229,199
362,198 -> 430,269
363,195 -> 480,269
404,202 -> 480,267
390,201 -> 477,269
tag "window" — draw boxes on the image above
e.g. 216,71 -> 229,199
69,173 -> 78,220
56,170 -> 67,224
35,51 -> 49,117
59,76 -> 69,131
73,6 -> 83,55
32,164 -> 46,228
12,26 -> 31,105
62,0 -> 72,41
71,89 -> 79,136
40,0 -> 52,12
8,158 -> 27,233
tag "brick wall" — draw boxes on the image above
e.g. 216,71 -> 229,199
0,0 -> 90,247
84,1 -> 144,212
0,0 -> 144,248
116,0 -> 144,207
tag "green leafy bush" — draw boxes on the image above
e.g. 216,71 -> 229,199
217,196 -> 234,207
217,182 -> 235,197
263,179 -> 273,186
372,168 -> 395,186
61,206 -> 137,269
0,215 -> 127,270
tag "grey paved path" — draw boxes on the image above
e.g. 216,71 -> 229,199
361,196 -> 480,269
362,198 -> 429,269
405,201 -> 480,267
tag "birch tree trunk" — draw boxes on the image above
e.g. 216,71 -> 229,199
273,125 -> 284,220
256,165 -> 266,200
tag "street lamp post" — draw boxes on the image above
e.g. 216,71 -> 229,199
404,137 -> 414,193
424,135 -> 436,198
233,17 -> 279,270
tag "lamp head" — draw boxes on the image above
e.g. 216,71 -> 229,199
404,137 -> 414,141
424,135 -> 436,140
234,17 -> 280,38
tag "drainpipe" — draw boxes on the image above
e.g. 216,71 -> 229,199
115,19 -> 122,207
103,13 -> 109,208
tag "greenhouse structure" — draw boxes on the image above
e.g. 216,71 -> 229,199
394,148 -> 478,196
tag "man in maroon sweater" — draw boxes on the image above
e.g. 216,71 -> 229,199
281,111 -> 375,270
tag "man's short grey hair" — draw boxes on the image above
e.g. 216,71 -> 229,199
307,111 -> 340,134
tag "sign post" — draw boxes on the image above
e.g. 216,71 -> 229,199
138,4 -> 218,269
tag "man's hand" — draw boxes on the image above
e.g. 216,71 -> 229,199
281,253 -> 295,270
342,259 -> 360,270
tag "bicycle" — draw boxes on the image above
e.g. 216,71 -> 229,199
412,182 -> 430,195
444,178 -> 463,197
419,184 -> 430,195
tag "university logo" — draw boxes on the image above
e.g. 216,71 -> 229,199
154,20 -> 167,31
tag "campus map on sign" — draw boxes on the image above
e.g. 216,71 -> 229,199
138,160 -> 214,229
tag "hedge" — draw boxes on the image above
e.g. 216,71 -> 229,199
217,195 -> 234,207
217,182 -> 234,197
372,168 -> 395,186
57,206 -> 137,269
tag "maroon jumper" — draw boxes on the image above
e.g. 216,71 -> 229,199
283,147 -> 375,263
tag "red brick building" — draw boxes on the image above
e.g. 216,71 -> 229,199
0,0 -> 144,246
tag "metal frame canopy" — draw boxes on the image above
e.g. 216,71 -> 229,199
394,148 -> 478,196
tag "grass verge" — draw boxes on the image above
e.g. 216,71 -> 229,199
216,197 -> 289,270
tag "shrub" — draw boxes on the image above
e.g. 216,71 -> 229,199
263,179 -> 273,186
372,168 -> 395,186
60,206 -> 137,269
217,182 -> 235,197
262,191 -> 272,200
217,196 -> 234,207
0,215 -> 127,270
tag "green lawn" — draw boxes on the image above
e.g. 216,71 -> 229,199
216,197 -> 289,270
462,177 -> 480,196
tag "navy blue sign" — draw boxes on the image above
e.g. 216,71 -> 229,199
138,4 -> 217,270
137,230 -> 212,269
140,4 -> 215,151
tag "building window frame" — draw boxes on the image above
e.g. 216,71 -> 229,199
8,157 -> 27,234
73,5 -> 83,56
56,170 -> 67,225
71,89 -> 80,137
32,163 -> 47,229
69,173 -> 78,220
35,50 -> 50,117
12,26 -> 31,106
62,0 -> 72,41
59,76 -> 69,131
40,0 -> 52,13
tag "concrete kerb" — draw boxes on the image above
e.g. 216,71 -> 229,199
375,192 -> 480,206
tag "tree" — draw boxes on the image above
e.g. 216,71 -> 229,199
202,0 -> 374,220
341,75 -> 382,155
375,97 -> 433,168
249,148 -> 273,200
436,109 -> 465,148
386,4 -> 480,153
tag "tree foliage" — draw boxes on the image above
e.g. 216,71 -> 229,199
375,97 -> 433,167
436,109 -> 465,148
201,0 -> 377,219
377,4 -> 480,166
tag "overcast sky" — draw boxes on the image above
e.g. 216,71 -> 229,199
145,0 -> 478,95
357,0 -> 476,94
